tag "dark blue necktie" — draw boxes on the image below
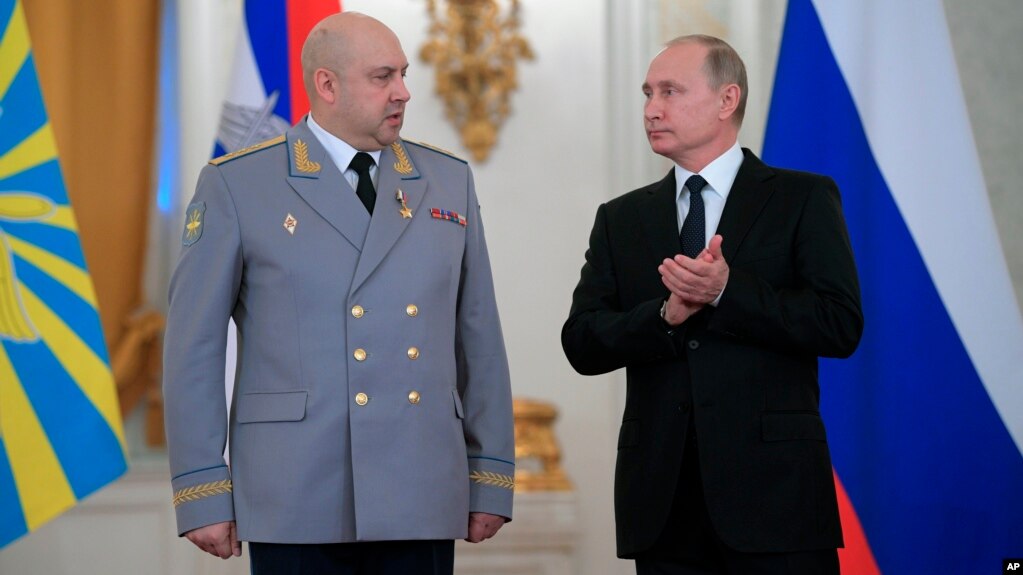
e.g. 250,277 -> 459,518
679,174 -> 708,258
349,152 -> 376,215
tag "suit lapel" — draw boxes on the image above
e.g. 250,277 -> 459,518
285,122 -> 370,251
715,149 -> 775,261
637,170 -> 683,262
351,140 -> 426,291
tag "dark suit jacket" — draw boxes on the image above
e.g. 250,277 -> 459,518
562,150 -> 863,556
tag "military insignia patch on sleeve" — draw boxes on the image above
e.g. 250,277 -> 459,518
182,201 -> 206,246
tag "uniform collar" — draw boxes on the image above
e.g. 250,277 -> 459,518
307,113 -> 383,172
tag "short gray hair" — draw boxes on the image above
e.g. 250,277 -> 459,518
666,35 -> 748,126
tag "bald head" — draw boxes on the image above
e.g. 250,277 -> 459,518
300,12 -> 411,150
301,12 -> 397,95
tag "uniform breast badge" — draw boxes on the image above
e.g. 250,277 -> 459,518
283,213 -> 297,235
396,189 -> 413,219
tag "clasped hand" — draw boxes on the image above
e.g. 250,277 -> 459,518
657,234 -> 729,326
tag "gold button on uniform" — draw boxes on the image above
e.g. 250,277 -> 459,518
351,305 -> 364,318
408,391 -> 421,404
354,348 -> 367,361
407,347 -> 420,360
355,392 -> 368,406
406,304 -> 418,317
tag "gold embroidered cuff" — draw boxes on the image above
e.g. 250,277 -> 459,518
172,479 -> 233,507
469,470 -> 514,490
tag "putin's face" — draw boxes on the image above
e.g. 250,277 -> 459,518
642,42 -> 727,167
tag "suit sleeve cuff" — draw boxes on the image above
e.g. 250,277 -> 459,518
171,465 -> 235,536
709,280 -> 726,307
468,457 -> 514,521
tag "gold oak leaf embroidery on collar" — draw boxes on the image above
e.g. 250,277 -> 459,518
294,139 -> 321,173
391,141 -> 413,175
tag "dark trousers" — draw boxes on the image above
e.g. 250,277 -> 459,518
249,539 -> 455,575
635,426 -> 839,575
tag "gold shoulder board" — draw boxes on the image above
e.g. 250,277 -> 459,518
209,135 -> 287,166
405,139 -> 467,164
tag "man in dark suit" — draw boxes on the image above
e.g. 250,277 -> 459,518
562,35 -> 863,574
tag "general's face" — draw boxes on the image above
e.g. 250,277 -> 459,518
642,43 -> 723,165
333,27 -> 411,151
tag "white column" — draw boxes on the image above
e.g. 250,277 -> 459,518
176,0 -> 242,216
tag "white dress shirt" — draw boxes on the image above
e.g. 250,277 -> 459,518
673,141 -> 744,238
673,141 -> 744,306
307,113 -> 382,191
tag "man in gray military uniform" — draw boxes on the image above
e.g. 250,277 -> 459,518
163,12 -> 514,574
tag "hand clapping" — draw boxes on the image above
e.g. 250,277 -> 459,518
657,235 -> 729,325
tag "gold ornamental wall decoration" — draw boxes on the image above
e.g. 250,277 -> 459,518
420,0 -> 534,162
512,398 -> 573,492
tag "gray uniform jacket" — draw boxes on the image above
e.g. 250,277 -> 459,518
164,119 -> 515,543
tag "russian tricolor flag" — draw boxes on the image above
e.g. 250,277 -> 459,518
213,0 -> 341,157
763,0 -> 1023,572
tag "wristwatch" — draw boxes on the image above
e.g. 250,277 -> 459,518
659,299 -> 675,335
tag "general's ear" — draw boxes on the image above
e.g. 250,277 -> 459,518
313,68 -> 339,105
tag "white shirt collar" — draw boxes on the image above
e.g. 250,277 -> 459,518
673,141 -> 744,201
306,113 -> 382,173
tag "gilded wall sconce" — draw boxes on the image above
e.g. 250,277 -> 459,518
420,0 -> 534,162
512,398 -> 573,492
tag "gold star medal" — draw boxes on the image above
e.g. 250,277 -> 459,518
396,189 -> 413,219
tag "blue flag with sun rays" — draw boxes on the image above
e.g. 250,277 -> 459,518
0,0 -> 127,549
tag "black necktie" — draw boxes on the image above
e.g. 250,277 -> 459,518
349,152 -> 376,215
679,174 -> 708,258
